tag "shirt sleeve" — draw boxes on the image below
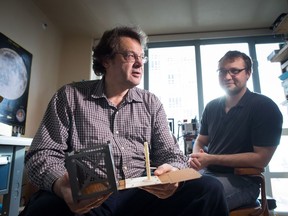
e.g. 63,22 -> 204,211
251,97 -> 283,147
199,107 -> 209,136
25,85 -> 71,191
149,97 -> 189,169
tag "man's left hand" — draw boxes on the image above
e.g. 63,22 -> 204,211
140,164 -> 179,199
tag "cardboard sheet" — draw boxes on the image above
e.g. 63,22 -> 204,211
118,168 -> 201,190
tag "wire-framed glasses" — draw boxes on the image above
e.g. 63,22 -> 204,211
217,68 -> 246,76
115,51 -> 148,64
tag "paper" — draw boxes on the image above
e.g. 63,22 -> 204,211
0,156 -> 9,165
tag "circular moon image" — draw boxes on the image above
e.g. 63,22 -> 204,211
0,48 -> 28,100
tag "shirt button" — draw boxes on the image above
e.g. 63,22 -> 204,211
121,147 -> 124,150
116,131 -> 119,134
123,166 -> 127,170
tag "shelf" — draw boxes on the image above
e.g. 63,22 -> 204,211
271,14 -> 288,106
281,59 -> 288,70
273,14 -> 288,34
270,43 -> 288,62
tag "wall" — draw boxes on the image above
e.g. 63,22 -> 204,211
58,34 -> 93,87
0,0 -> 277,139
0,0 -> 93,138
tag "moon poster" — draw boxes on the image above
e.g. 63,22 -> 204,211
0,32 -> 32,135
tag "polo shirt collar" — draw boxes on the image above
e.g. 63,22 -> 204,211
220,88 -> 251,108
236,88 -> 251,108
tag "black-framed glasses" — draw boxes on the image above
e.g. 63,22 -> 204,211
115,51 -> 148,64
217,68 -> 246,76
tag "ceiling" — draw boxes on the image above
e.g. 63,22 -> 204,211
31,0 -> 288,39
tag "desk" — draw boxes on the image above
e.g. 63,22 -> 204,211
0,136 -> 32,216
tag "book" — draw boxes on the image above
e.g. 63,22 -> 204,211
279,71 -> 288,81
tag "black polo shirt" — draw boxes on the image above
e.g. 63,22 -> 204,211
200,89 -> 283,173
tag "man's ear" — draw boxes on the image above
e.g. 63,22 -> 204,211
102,57 -> 110,69
246,71 -> 252,80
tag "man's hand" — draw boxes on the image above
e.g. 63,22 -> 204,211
140,164 -> 179,199
53,173 -> 111,214
189,149 -> 209,171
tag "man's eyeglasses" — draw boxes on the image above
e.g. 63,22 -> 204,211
217,68 -> 246,76
115,51 -> 148,64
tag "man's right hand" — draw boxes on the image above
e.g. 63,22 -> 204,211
53,173 -> 111,214
189,149 -> 207,171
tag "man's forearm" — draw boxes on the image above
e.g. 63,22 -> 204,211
193,141 -> 206,153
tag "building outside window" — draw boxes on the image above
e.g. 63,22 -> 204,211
148,46 -> 198,144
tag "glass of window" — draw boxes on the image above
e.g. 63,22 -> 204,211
148,46 -> 198,151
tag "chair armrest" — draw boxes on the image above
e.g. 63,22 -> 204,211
234,167 -> 264,176
234,167 -> 268,215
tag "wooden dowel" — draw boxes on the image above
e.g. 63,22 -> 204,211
144,142 -> 151,180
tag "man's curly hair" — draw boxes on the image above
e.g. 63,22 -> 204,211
92,26 -> 148,76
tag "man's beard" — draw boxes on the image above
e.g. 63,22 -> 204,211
224,85 -> 243,96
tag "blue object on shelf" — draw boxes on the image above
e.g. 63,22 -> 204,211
279,71 -> 288,80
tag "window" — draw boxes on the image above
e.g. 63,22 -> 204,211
148,46 -> 198,144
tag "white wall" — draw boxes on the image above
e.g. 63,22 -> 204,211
0,0 -> 276,139
0,0 -> 93,138
58,34 -> 93,87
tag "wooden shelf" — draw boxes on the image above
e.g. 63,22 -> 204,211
273,15 -> 288,34
270,43 -> 288,63
271,14 -> 288,107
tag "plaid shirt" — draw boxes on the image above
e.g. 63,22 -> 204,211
25,79 -> 188,191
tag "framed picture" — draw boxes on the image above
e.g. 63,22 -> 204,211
0,32 -> 32,135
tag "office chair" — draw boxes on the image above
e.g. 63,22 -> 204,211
229,167 -> 270,216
